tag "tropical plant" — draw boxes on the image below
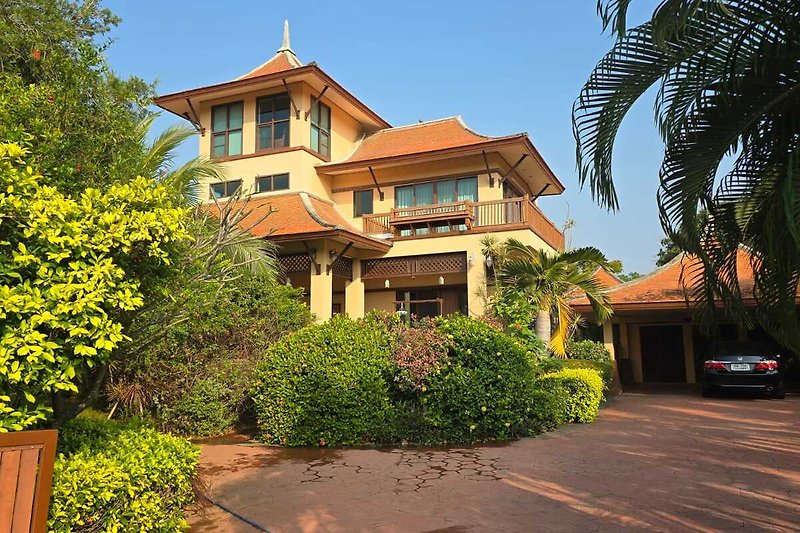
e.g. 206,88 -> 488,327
574,1 -> 800,350
497,239 -> 613,357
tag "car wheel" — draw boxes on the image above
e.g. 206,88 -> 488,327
773,383 -> 786,400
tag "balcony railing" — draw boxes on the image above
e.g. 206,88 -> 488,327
362,196 -> 565,250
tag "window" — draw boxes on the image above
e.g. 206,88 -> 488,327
353,189 -> 373,217
395,176 -> 478,208
256,173 -> 290,193
210,179 -> 243,199
310,97 -> 331,158
211,102 -> 243,158
257,94 -> 291,150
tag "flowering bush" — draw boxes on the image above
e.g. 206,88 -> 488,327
389,318 -> 453,392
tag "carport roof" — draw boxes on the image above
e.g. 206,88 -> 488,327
572,249 -> 757,311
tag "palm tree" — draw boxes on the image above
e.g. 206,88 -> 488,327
498,239 -> 613,357
573,1 -> 800,350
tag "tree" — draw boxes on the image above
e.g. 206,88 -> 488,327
0,0 -> 153,194
496,239 -> 613,357
618,271 -> 642,282
655,236 -> 681,267
574,1 -> 800,350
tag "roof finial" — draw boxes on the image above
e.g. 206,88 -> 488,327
278,20 -> 293,53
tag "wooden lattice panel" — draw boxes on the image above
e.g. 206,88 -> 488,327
362,253 -> 466,279
278,253 -> 311,274
362,257 -> 413,279
332,257 -> 353,280
415,253 -> 466,275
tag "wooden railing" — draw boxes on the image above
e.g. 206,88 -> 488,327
363,196 -> 565,250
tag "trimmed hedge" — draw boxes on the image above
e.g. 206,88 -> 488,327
251,315 -> 395,446
562,359 -> 613,387
420,315 -> 539,442
537,368 -> 604,423
49,417 -> 198,532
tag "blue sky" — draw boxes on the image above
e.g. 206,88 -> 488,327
104,0 -> 664,274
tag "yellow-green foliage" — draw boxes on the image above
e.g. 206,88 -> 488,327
0,143 -> 190,430
537,368 -> 605,423
48,417 -> 199,532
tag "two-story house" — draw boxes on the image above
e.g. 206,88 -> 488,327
155,22 -> 565,322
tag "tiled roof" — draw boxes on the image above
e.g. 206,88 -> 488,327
572,249 -> 756,308
331,117 -> 520,164
209,193 -> 390,250
237,51 -> 301,79
593,267 -> 623,289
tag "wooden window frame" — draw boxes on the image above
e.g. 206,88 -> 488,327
256,93 -> 291,152
209,179 -> 243,199
395,176 -> 478,208
353,188 -> 374,218
256,173 -> 290,194
310,96 -> 331,158
211,101 -> 243,158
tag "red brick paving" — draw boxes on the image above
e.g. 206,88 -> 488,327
188,392 -> 800,532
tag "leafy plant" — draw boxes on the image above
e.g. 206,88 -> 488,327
48,416 -> 198,532
251,315 -> 395,446
574,0 -> 800,351
497,238 -> 613,357
421,315 -> 539,442
537,368 -> 605,423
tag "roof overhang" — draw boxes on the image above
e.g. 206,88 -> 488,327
154,64 -> 390,131
318,135 -> 565,197
269,229 -> 391,252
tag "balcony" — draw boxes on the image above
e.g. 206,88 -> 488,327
362,196 -> 565,250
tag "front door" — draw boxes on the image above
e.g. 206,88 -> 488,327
640,325 -> 686,383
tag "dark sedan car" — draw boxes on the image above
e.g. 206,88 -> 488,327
702,342 -> 786,399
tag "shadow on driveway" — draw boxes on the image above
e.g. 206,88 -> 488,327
189,393 -> 800,533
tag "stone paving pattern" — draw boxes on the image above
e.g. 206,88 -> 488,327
189,392 -> 800,533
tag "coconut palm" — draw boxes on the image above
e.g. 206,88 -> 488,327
573,1 -> 800,349
498,239 -> 614,357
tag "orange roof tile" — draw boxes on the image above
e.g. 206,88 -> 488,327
208,193 -> 390,251
572,249 -> 757,309
593,267 -> 623,289
238,52 -> 301,79
332,117 -> 520,164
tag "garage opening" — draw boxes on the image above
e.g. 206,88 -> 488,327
640,325 -> 686,383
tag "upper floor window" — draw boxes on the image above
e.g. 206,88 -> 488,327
256,173 -> 290,193
257,94 -> 291,151
353,189 -> 373,217
310,97 -> 331,158
210,179 -> 242,199
395,176 -> 478,208
211,102 -> 243,158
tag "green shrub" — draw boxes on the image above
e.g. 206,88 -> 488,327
567,340 -> 612,364
251,315 -> 394,446
165,378 -> 236,437
49,417 -> 198,532
421,315 -> 539,442
562,359 -> 613,387
525,387 -> 568,432
537,368 -> 604,423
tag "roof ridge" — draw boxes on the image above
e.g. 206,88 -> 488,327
373,116 -> 465,134
602,252 -> 691,295
299,192 -> 340,229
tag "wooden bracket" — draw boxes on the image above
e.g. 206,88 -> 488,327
327,241 -> 354,274
302,242 -> 321,275
532,183 -> 551,202
368,166 -> 385,201
185,98 -> 205,135
305,85 -> 330,120
283,78 -> 301,119
500,154 -> 528,184
482,150 -> 494,188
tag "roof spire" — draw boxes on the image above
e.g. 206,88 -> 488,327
277,20 -> 293,53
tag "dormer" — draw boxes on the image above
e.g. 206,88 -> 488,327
154,21 -> 389,164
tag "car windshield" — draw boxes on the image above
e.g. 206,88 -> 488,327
707,341 -> 773,360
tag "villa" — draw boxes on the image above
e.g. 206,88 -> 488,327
155,22 -> 564,322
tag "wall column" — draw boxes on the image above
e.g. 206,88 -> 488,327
629,325 -> 643,383
467,254 -> 485,317
310,242 -> 333,323
603,320 -> 623,394
345,258 -> 365,318
682,323 -> 696,384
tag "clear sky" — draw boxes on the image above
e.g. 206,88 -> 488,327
104,0 -> 664,274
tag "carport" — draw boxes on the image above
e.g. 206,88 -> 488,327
574,249 -> 787,386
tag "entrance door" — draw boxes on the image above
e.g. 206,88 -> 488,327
639,325 -> 686,382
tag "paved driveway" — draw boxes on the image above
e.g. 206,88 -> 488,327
189,392 -> 800,532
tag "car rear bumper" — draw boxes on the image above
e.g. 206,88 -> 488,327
704,373 -> 782,390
